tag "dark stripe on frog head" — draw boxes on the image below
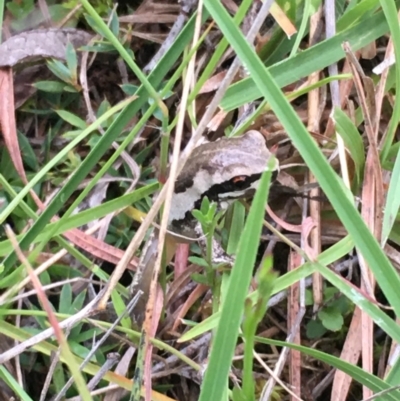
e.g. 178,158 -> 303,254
170,173 -> 263,230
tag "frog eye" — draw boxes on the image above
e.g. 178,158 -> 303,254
231,175 -> 251,190
232,176 -> 246,184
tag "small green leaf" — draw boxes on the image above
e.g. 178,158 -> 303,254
65,42 -> 78,80
152,106 -> 165,121
87,134 -> 102,148
111,290 -> 131,329
18,132 -> 39,170
97,99 -> 112,118
59,284 -> 72,314
306,319 -> 328,339
84,14 -> 109,37
109,8 -> 120,37
82,42 -> 116,53
39,270 -> 50,286
305,289 -> 313,306
47,59 -> 72,83
323,286 -> 340,302
318,306 -> 344,331
121,83 -> 139,95
200,196 -> 211,215
71,290 -> 87,312
256,255 -> 276,302
63,84 -> 79,93
226,202 -> 245,255
310,0 -> 323,14
6,0 -> 34,19
206,203 -> 217,221
333,107 -> 365,186
331,295 -> 353,316
73,327 -> 103,343
68,341 -> 96,362
191,273 -> 210,285
33,80 -> 67,93
189,256 -> 210,268
191,209 -> 207,226
55,110 -> 87,129
51,360 -> 66,395
232,386 -> 248,401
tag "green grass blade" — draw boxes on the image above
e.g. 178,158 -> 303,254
317,263 -> 400,343
2,10 -> 205,270
0,365 -> 34,401
180,235 -> 354,343
333,107 -> 365,186
81,0 -> 166,115
382,147 -> 400,245
221,4 -> 398,111
0,98 -> 133,226
198,163 -> 275,401
256,337 -> 399,401
0,183 -> 158,256
204,0 -> 400,319
379,0 -> 400,160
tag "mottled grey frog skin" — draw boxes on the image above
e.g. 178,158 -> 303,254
168,130 -> 277,238
131,131 -> 277,324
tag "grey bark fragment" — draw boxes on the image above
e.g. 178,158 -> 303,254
0,28 -> 93,67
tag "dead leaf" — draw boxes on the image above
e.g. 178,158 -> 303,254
199,70 -> 228,94
270,2 -> 297,39
0,67 -> 27,183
